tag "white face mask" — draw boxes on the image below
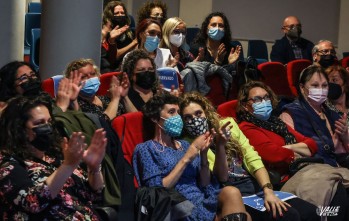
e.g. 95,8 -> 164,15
169,33 -> 185,47
307,88 -> 328,104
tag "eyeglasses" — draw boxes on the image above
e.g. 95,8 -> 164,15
283,24 -> 302,30
147,30 -> 162,38
172,29 -> 186,35
15,71 -> 36,82
317,49 -> 336,56
247,94 -> 271,103
150,13 -> 163,18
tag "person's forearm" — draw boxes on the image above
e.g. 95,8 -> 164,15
87,165 -> 104,192
213,143 -> 229,182
162,145 -> 198,188
285,142 -> 311,156
45,164 -> 76,198
123,96 -> 138,113
103,98 -> 120,120
199,153 -> 211,187
116,41 -> 138,59
254,167 -> 271,189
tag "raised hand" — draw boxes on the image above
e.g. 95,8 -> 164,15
109,25 -> 129,43
166,53 -> 179,68
194,47 -> 205,62
215,121 -> 232,146
62,132 -> 86,167
228,45 -> 242,64
108,75 -> 122,101
215,43 -> 227,65
69,70 -> 83,101
334,113 -> 349,143
83,129 -> 107,171
119,72 -> 130,97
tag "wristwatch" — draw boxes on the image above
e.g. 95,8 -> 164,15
262,183 -> 273,190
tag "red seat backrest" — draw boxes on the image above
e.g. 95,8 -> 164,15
342,56 -> 349,68
41,78 -> 55,98
97,72 -> 123,96
258,62 -> 294,97
112,112 -> 144,187
286,59 -> 312,96
217,100 -> 238,119
205,75 -> 227,106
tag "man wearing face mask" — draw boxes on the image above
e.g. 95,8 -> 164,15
312,40 -> 339,69
270,16 -> 314,64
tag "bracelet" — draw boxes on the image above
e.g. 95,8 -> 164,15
88,165 -> 102,175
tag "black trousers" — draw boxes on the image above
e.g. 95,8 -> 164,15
247,197 -> 320,221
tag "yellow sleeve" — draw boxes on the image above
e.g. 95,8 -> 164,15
207,148 -> 215,171
220,117 -> 265,176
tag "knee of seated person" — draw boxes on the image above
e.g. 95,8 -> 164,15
219,186 -> 242,202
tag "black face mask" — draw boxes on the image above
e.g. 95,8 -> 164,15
328,82 -> 343,100
135,71 -> 156,90
20,78 -> 42,96
112,15 -> 128,28
318,54 -> 337,68
30,124 -> 54,152
286,26 -> 302,41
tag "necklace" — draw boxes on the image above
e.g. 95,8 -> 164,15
151,140 -> 183,152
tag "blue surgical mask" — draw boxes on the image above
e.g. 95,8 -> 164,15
159,115 -> 183,137
207,27 -> 224,41
252,100 -> 272,121
144,36 -> 160,52
80,77 -> 100,97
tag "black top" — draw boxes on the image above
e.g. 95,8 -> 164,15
270,36 -> 314,64
190,42 -> 233,66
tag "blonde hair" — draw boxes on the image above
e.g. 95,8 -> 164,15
159,17 -> 186,49
64,58 -> 100,78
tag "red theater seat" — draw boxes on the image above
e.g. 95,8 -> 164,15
97,72 -> 122,96
217,100 -> 238,119
342,56 -> 349,68
205,75 -> 227,107
286,59 -> 312,96
258,62 -> 293,97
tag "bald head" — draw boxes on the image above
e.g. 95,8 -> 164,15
283,16 -> 300,27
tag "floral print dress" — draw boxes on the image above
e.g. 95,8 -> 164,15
0,154 -> 101,221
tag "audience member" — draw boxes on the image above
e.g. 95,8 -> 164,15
64,58 -> 134,121
103,1 -> 138,70
312,40 -> 339,68
160,17 -> 203,71
121,49 -> 159,111
0,95 -> 106,220
280,65 -> 349,167
190,12 -> 241,66
270,16 -> 314,64
236,81 -> 349,221
326,65 -> 349,126
133,93 -> 251,221
137,0 -> 167,25
180,92 -> 319,221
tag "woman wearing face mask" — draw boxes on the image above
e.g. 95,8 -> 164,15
103,1 -> 138,70
326,65 -> 349,127
121,49 -> 160,111
137,0 -> 167,25
133,93 -> 252,221
160,17 -> 204,72
64,58 -> 134,121
280,65 -> 349,168
180,92 -> 320,221
0,95 -> 107,220
190,12 -> 241,66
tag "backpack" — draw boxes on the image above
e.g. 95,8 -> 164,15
236,56 -> 262,88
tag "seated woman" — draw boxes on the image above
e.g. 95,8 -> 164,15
0,95 -> 106,220
326,65 -> 349,127
180,92 -> 319,221
133,93 -> 251,221
159,17 -> 203,72
102,1 -> 138,71
124,18 -> 177,69
280,65 -> 349,168
236,81 -> 349,221
64,58 -> 136,120
190,12 -> 241,66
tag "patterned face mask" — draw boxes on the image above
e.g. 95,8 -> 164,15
160,115 -> 183,137
184,117 -> 209,137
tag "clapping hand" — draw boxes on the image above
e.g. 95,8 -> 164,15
83,129 -> 107,172
228,45 -> 241,64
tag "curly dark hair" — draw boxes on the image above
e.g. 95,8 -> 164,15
0,61 -> 39,102
236,81 -> 279,115
137,0 -> 167,25
121,49 -> 157,83
326,65 -> 349,107
192,12 -> 232,48
142,93 -> 179,140
179,92 -> 242,164
0,95 -> 62,160
103,1 -> 130,25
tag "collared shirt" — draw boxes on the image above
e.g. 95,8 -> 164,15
290,41 -> 303,59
